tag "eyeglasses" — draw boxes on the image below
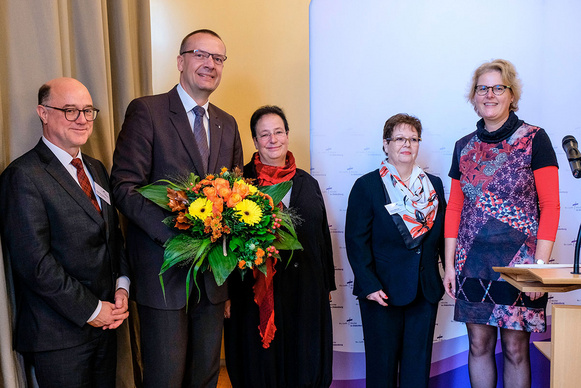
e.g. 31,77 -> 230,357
180,49 -> 227,65
386,136 -> 421,146
257,129 -> 287,141
43,105 -> 99,122
474,84 -> 511,96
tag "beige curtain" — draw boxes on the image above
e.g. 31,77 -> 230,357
0,1 -> 152,387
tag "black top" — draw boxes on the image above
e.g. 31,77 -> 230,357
224,162 -> 335,388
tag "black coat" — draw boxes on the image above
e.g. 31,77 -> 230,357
0,140 -> 127,352
224,163 -> 336,388
345,169 -> 445,306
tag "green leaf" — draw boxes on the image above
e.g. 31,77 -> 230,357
207,243 -> 237,286
274,229 -> 303,251
229,236 -> 245,251
259,181 -> 292,205
137,184 -> 172,210
159,235 -> 208,275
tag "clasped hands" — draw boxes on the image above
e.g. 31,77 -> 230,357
88,288 -> 130,330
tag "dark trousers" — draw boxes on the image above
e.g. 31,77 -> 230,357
359,290 -> 438,388
27,329 -> 116,388
138,296 -> 225,388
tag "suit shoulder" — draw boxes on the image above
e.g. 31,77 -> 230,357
426,172 -> 443,188
128,91 -> 171,110
1,148 -> 42,174
354,169 -> 381,187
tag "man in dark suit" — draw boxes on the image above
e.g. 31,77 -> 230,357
111,29 -> 243,388
0,77 -> 130,387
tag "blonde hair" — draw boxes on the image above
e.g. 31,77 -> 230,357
467,59 -> 522,113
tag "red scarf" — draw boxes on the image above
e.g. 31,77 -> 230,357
252,151 -> 296,348
253,151 -> 297,186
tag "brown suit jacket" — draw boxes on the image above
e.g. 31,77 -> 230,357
111,86 -> 243,309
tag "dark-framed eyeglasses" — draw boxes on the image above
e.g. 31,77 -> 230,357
385,136 -> 421,146
475,84 -> 511,96
43,105 -> 99,122
180,49 -> 227,65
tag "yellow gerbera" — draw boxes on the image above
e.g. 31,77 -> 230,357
188,198 -> 213,220
234,199 -> 263,225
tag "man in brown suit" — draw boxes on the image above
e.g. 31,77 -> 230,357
111,29 -> 243,388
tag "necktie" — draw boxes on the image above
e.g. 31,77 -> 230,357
193,105 -> 209,174
71,158 -> 101,213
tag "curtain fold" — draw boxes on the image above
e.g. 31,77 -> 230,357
0,1 -> 152,386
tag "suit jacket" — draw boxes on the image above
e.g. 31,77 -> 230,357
345,169 -> 446,306
111,86 -> 243,309
0,140 -> 127,352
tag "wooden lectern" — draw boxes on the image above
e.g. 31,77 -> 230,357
493,266 -> 581,388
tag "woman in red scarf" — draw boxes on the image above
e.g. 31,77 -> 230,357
224,106 -> 336,387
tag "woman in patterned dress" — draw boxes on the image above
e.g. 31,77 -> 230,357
443,59 -> 560,388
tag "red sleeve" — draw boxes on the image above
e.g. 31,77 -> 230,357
534,166 -> 560,241
444,178 -> 464,239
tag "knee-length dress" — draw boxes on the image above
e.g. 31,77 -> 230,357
449,112 -> 558,332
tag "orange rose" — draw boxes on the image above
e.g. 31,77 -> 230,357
213,178 -> 230,191
212,199 -> 223,214
232,181 -> 250,198
203,186 -> 218,202
217,186 -> 232,200
226,192 -> 242,208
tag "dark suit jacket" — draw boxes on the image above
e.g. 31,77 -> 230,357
0,140 -> 127,352
345,169 -> 446,306
110,86 -> 243,309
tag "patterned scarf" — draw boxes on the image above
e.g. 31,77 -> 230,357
251,151 -> 296,348
379,159 -> 439,249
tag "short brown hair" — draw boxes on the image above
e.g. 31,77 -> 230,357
179,29 -> 223,54
467,59 -> 522,112
383,113 -> 422,140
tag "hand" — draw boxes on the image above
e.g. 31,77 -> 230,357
107,288 -> 130,329
443,267 -> 456,300
366,290 -> 388,306
88,289 -> 130,330
525,292 -> 545,301
224,299 -> 231,319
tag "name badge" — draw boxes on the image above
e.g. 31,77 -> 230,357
385,202 -> 405,215
94,183 -> 111,206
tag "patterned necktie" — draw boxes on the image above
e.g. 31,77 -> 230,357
71,158 -> 101,213
193,105 -> 209,174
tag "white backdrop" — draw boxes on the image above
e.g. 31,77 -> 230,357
310,0 -> 581,383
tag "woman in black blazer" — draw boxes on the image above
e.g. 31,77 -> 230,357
345,113 -> 446,388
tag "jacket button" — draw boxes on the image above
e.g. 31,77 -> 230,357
294,262 -> 299,268
416,249 -> 421,254
420,266 -> 424,271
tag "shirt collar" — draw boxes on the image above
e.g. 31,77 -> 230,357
177,83 -> 209,119
42,136 -> 83,166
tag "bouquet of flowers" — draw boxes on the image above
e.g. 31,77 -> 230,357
137,167 -> 302,306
